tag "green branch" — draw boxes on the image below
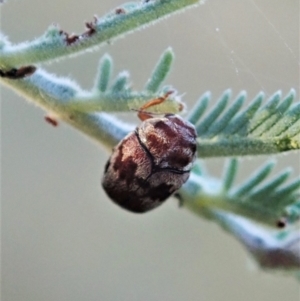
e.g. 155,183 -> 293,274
1,49 -> 182,148
210,212 -> 300,275
179,159 -> 300,228
189,90 -> 300,157
177,158 -> 300,274
0,0 -> 201,67
1,0 -> 299,278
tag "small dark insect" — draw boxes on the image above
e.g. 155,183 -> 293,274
276,217 -> 286,228
0,65 -> 36,79
59,30 -> 79,45
102,92 -> 197,213
59,17 -> 98,46
115,7 -> 126,14
44,115 -> 59,127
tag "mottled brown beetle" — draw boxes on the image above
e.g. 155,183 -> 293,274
101,92 -> 197,213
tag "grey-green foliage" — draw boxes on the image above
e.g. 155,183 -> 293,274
188,90 -> 300,157
178,158 -> 300,275
180,158 -> 300,227
1,0 -> 299,277
0,0 -> 201,67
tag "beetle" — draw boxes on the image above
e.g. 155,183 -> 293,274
101,92 -> 197,213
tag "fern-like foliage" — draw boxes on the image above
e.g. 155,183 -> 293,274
0,49 -> 183,149
211,210 -> 300,274
180,159 -> 300,227
178,159 -> 300,274
0,0 -> 201,66
1,0 -> 299,278
188,90 -> 300,157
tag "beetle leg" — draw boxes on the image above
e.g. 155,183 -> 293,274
138,91 -> 173,121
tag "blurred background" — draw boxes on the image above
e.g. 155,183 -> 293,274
1,0 -> 299,300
